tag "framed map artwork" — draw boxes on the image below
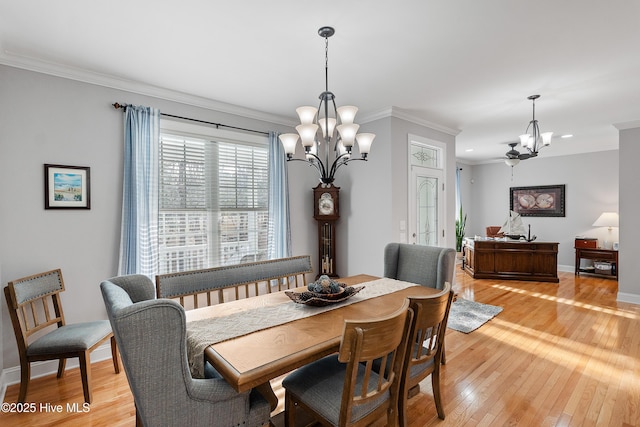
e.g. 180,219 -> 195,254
510,184 -> 565,217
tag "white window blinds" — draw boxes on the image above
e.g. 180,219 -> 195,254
158,128 -> 268,274
218,143 -> 268,210
159,134 -> 207,209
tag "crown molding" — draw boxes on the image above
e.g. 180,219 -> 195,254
0,49 -> 460,135
613,120 -> 640,131
0,49 -> 296,127
361,106 -> 460,136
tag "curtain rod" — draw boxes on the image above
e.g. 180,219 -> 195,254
112,103 -> 269,136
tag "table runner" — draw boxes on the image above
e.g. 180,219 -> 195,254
186,277 -> 419,378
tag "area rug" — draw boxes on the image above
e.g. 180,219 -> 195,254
447,298 -> 503,333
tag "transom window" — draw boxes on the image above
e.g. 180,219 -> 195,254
410,141 -> 442,169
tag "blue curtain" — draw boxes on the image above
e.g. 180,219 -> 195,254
267,131 -> 291,259
118,105 -> 160,276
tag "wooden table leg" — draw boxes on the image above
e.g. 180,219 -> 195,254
256,382 -> 278,411
408,384 -> 420,399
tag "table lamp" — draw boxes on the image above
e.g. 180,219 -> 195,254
592,212 -> 619,249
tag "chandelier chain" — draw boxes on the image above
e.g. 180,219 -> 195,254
324,35 -> 329,94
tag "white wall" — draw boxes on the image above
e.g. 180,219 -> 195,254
618,125 -> 640,303
335,116 -> 394,278
461,150 -> 619,269
456,163 -> 474,240
342,115 -> 457,278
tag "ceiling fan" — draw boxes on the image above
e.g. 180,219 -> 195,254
504,142 -> 537,166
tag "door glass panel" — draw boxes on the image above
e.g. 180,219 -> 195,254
411,144 -> 439,168
417,175 -> 438,245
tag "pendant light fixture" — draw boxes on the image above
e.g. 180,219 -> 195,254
519,94 -> 553,158
278,26 -> 374,184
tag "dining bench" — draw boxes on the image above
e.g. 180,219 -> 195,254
155,255 -> 313,309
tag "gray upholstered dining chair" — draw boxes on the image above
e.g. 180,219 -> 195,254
100,275 -> 270,427
383,243 -> 455,364
282,300 -> 412,427
383,243 -> 456,291
4,268 -> 120,404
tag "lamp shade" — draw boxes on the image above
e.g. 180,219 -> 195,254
296,106 -> 318,124
296,124 -> 319,147
318,117 -> 336,138
336,123 -> 359,147
356,133 -> 375,155
279,133 -> 299,155
592,212 -> 619,228
337,106 -> 358,124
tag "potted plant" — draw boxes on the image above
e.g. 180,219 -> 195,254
455,206 -> 467,254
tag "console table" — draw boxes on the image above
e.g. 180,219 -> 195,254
574,247 -> 618,280
463,239 -> 559,283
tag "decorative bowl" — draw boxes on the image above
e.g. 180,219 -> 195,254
285,285 -> 365,307
309,286 -> 346,300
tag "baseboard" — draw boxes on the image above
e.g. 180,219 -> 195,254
617,292 -> 640,305
0,370 -> 7,404
0,343 -> 113,403
557,264 -> 573,273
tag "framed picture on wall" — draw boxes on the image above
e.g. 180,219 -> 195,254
510,184 -> 565,217
44,164 -> 91,209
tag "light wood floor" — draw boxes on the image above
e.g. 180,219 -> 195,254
3,269 -> 640,426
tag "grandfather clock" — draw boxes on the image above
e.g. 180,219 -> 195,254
313,183 -> 340,278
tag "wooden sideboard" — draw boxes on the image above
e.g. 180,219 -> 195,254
463,239 -> 559,283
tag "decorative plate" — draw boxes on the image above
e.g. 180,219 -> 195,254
285,286 -> 365,307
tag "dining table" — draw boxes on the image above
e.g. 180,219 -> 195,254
184,274 -> 439,410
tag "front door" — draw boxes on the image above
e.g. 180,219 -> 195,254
408,136 -> 446,246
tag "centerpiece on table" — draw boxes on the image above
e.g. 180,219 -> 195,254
285,275 -> 364,306
307,275 -> 345,299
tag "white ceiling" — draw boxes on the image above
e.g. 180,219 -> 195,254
1,0 -> 639,164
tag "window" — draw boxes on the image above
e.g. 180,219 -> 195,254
158,121 -> 269,274
410,140 -> 442,168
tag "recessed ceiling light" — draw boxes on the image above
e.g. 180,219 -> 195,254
561,134 -> 574,138
465,148 -> 474,152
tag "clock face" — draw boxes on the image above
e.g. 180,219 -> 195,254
318,193 -> 334,215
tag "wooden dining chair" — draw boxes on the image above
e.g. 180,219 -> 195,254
282,299 -> 412,427
398,282 -> 454,423
4,269 -> 120,403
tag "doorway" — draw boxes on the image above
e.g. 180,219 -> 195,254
408,136 -> 446,246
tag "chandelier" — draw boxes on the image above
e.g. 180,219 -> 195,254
504,95 -> 553,167
519,94 -> 553,157
278,26 -> 375,184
